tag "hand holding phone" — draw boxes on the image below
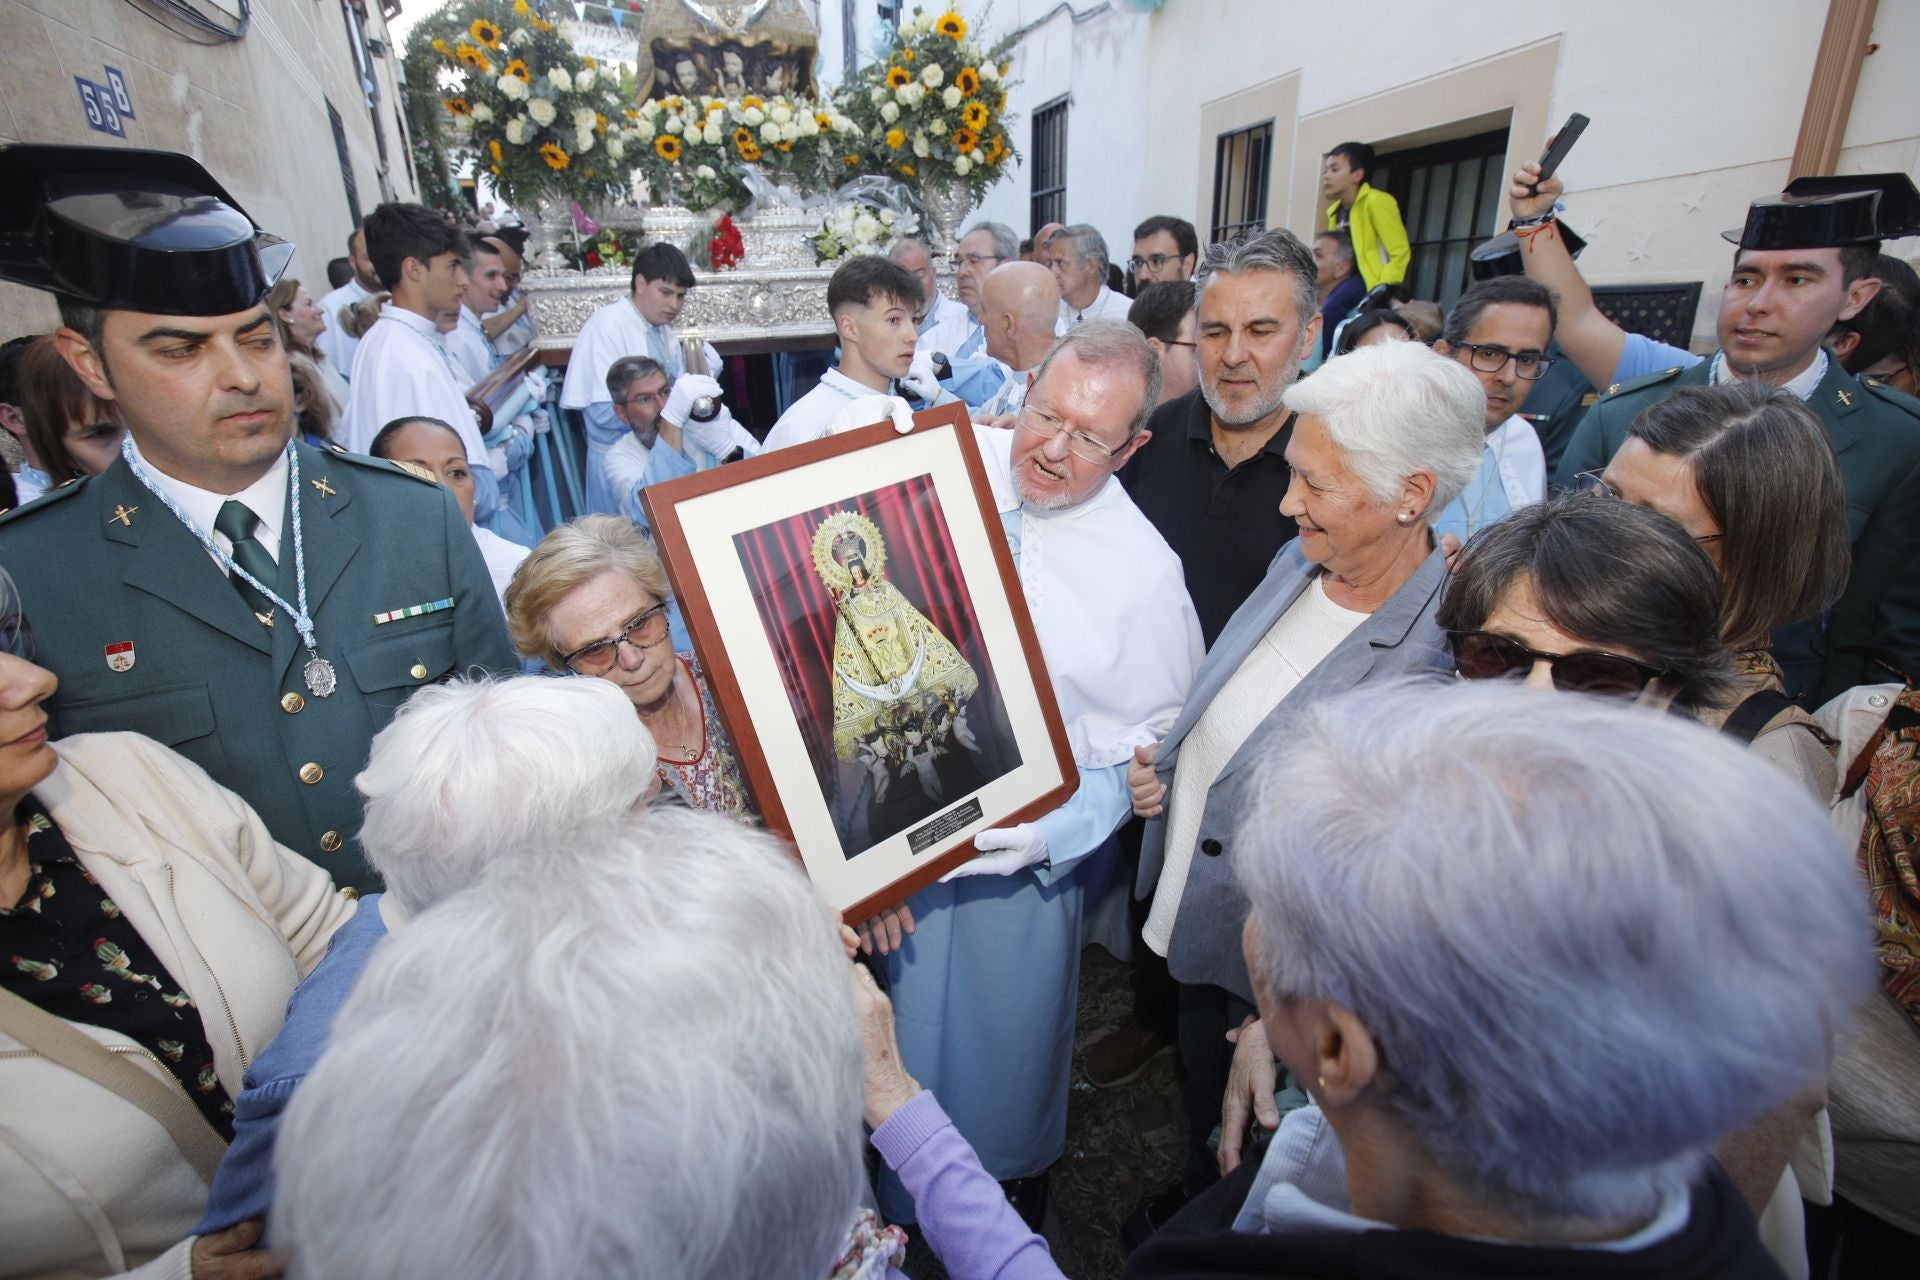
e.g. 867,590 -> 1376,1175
1531,112 -> 1590,193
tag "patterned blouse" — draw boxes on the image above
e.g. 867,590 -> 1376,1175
656,653 -> 753,821
1,797 -> 235,1137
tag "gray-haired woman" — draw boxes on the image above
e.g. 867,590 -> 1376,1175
1128,680 -> 1871,1278
1124,337 -> 1485,1233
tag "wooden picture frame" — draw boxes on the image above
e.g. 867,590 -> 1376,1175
643,401 -> 1078,921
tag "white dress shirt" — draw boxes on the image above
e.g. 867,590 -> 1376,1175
1056,284 -> 1134,334
126,436 -> 290,572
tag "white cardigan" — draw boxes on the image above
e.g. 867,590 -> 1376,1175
0,733 -> 355,1280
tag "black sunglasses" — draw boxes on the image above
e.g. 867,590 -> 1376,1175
1447,630 -> 1668,698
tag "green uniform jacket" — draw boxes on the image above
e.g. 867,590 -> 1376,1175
0,442 -> 519,890
1553,358 -> 1920,703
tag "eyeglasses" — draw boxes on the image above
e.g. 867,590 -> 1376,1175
560,603 -> 671,675
1572,472 -> 1724,544
1448,630 -> 1669,697
1016,403 -> 1130,463
1128,253 -> 1184,274
954,252 -> 1005,267
1451,341 -> 1555,380
622,388 -> 667,409
1161,340 -> 1197,349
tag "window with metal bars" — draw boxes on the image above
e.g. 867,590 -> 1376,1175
1210,120 -> 1273,242
1371,127 -> 1510,308
327,99 -> 361,228
1030,96 -> 1068,232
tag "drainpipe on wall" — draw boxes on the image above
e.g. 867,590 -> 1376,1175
1790,0 -> 1880,179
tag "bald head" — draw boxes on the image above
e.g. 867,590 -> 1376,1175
982,261 -> 1061,371
889,239 -> 938,323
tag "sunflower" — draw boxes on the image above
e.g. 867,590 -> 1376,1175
886,66 -> 912,89
816,112 -> 834,131
732,125 -> 754,148
584,55 -> 598,70
431,38 -> 452,56
596,112 -> 608,133
469,18 -> 502,48
539,141 -> 570,170
936,11 -> 967,38
961,101 -> 989,131
529,15 -> 554,32
899,162 -> 917,177
885,127 -> 907,150
442,97 -> 471,117
955,67 -> 980,96
454,44 -> 483,71
741,95 -> 763,109
844,154 -> 862,166
903,49 -> 916,61
512,0 -> 530,12
655,134 -> 683,161
950,127 -> 978,152
503,58 -> 529,80
775,140 -> 792,152
984,133 -> 1006,164
736,138 -> 762,161
489,140 -> 504,165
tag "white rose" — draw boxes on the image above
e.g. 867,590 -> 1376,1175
743,106 -> 765,126
879,208 -> 896,224
968,148 -> 982,162
498,74 -> 529,100
547,68 -> 572,93
510,28 -> 531,45
921,64 -> 943,87
505,117 -> 528,145
915,11 -> 936,34
635,119 -> 655,141
527,98 -> 557,127
942,86 -> 963,109
912,134 -> 931,158
880,101 -> 899,123
640,100 -> 660,118
928,117 -> 947,136
606,137 -> 625,160
954,155 -> 972,175
575,68 -> 595,91
696,165 -> 716,179
869,86 -> 887,105
573,107 -> 597,132
702,123 -> 722,144
759,121 -> 781,143
855,212 -> 881,239
982,62 -> 1000,82
771,105 -> 792,123
797,113 -> 820,137
575,131 -> 594,153
470,102 -> 494,123
664,116 -> 683,134
780,121 -> 799,142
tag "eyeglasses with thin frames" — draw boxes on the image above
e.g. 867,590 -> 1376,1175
1572,472 -> 1724,544
560,603 -> 672,675
1128,252 -> 1184,275
953,252 -> 1005,268
1452,341 -> 1555,380
1016,403 -> 1131,463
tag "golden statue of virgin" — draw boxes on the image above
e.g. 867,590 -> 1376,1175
811,510 -> 978,762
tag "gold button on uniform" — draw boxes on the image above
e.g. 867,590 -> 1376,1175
410,662 -> 429,679
280,692 -> 305,714
298,762 -> 324,785
319,830 -> 343,853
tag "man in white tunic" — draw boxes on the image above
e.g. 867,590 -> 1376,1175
314,224 -> 378,379
1429,276 -> 1555,542
762,256 -> 942,452
891,238 -> 974,363
338,203 -> 500,523
837,320 -> 1203,1228
1049,224 -> 1136,333
445,239 -> 510,384
559,243 -> 720,514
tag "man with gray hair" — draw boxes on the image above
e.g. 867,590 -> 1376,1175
955,220 -> 1019,336
1048,224 -> 1134,331
195,675 -> 659,1238
599,354 -> 668,528
828,320 -> 1202,1229
891,237 -> 975,365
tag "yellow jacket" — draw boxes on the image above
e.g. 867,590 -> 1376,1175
1325,183 -> 1410,291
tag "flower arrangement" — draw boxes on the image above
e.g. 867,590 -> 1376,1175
628,93 -> 864,212
419,0 -> 647,209
838,6 -> 1018,203
707,214 -> 746,270
809,196 -> 922,263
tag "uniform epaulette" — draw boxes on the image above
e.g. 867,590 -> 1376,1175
1596,366 -> 1686,400
1858,376 -> 1920,417
0,474 -> 89,526
331,450 -> 440,485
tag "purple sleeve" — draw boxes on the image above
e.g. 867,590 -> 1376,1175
871,1092 -> 1065,1280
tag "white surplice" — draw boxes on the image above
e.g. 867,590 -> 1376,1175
314,278 -> 372,379
339,306 -> 487,467
558,296 -> 719,411
761,367 -> 891,452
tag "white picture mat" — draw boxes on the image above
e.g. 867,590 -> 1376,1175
674,426 -> 1063,910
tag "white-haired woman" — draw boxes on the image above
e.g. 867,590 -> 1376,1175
193,675 -> 657,1240
273,808 -> 1061,1280
1129,680 -> 1871,1277
1123,338 -> 1485,1237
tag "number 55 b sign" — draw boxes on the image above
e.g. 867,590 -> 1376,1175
76,68 -> 135,138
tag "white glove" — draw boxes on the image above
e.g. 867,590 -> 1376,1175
899,351 -> 942,402
826,394 -> 916,438
940,823 -> 1048,880
660,373 -> 724,429
683,403 -> 745,459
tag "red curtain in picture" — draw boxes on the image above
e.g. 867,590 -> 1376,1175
732,472 -> 1007,793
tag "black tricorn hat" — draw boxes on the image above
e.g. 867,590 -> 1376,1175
0,143 -> 293,314
1469,221 -> 1587,282
1722,172 -> 1920,250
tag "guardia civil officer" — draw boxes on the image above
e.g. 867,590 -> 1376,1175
0,145 -> 517,891
1516,164 -> 1920,702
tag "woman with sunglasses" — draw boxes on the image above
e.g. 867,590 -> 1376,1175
1586,384 -> 1851,797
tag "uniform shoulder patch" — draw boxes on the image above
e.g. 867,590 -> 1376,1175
0,474 -> 90,526
1598,365 -> 1687,402
331,450 -> 441,485
1858,376 -> 1920,418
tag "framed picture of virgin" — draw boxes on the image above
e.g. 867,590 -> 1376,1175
643,402 -> 1077,921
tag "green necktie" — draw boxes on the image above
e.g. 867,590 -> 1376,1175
214,500 -> 278,627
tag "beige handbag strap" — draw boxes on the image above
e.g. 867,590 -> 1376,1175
0,985 -> 227,1183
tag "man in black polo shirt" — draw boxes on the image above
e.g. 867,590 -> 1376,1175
1120,229 -> 1317,646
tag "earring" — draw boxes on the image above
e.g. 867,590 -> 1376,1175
1316,1074 -> 1327,1089
1396,512 -> 1411,524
